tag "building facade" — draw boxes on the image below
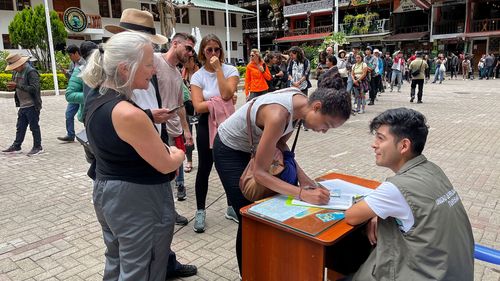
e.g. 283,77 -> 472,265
0,0 -> 253,64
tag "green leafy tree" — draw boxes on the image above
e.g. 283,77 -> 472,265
8,4 -> 67,72
0,50 -> 9,71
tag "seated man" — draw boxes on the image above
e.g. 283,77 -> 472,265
345,108 -> 474,280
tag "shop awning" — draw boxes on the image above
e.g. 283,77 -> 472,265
383,31 -> 429,42
274,32 -> 331,43
464,31 -> 500,38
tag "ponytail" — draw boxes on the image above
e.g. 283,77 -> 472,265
81,46 -> 106,89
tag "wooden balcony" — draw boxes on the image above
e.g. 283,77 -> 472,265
339,18 -> 390,36
395,25 -> 428,34
242,19 -> 275,33
56,12 -> 102,30
433,20 -> 465,35
470,18 -> 500,33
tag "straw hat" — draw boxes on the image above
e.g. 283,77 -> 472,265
105,9 -> 168,45
5,53 -> 30,71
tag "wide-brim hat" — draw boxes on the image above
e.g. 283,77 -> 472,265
105,8 -> 168,45
393,50 -> 401,56
338,49 -> 346,55
5,53 -> 30,71
373,49 -> 381,54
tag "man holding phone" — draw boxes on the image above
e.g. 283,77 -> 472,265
154,32 -> 196,201
2,53 -> 43,156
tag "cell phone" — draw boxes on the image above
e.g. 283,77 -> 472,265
167,104 -> 185,113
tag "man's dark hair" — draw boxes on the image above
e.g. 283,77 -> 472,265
326,54 -> 337,66
172,32 -> 196,45
80,41 -> 98,60
309,87 -> 351,121
66,44 -> 79,54
370,108 -> 429,155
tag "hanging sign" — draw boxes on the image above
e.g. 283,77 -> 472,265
394,0 -> 423,13
63,7 -> 87,33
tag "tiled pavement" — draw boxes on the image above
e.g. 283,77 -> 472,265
0,78 -> 499,281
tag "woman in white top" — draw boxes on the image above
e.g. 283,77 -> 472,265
190,34 -> 239,233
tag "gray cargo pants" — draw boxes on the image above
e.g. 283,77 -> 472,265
93,179 -> 175,281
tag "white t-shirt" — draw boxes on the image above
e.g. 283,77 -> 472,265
131,83 -> 161,134
190,64 -> 239,101
364,181 -> 415,233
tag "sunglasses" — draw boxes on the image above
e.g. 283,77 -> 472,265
205,47 -> 221,54
184,45 -> 194,53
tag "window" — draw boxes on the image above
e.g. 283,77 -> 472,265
16,0 -> 30,10
224,13 -> 237,27
175,8 -> 189,24
140,2 -> 159,21
110,0 -> 121,19
98,0 -> 110,17
0,0 -> 14,10
201,10 -> 207,25
2,34 -> 13,49
201,10 -> 214,26
232,41 -> 237,51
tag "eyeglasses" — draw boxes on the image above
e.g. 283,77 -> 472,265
250,54 -> 255,57
184,45 -> 194,53
205,47 -> 221,54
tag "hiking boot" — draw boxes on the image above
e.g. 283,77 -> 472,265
166,264 -> 198,279
2,145 -> 21,154
225,206 -> 239,223
175,213 -> 188,226
26,146 -> 43,156
177,184 -> 186,201
193,209 -> 206,233
57,135 -> 75,142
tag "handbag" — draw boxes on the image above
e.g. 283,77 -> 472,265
411,61 -> 424,77
239,100 -> 301,201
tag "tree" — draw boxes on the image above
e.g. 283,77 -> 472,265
8,4 -> 67,72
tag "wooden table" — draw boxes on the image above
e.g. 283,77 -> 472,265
241,173 -> 380,281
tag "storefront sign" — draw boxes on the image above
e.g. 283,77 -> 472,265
63,7 -> 87,33
283,0 -> 333,17
394,0 -> 423,13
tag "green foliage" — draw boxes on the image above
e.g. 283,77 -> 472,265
236,66 -> 246,78
343,12 -> 379,35
8,4 -> 68,72
300,44 -> 319,69
0,51 -> 9,72
343,14 -> 355,24
55,50 -> 71,70
0,72 -> 67,91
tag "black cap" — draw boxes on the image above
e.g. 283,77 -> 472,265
365,46 -> 373,51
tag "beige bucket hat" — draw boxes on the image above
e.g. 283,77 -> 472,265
5,53 -> 30,71
105,8 -> 168,45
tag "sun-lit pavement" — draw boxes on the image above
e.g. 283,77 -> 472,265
0,78 -> 499,280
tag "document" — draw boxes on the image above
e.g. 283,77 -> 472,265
249,195 -> 309,222
291,179 -> 374,210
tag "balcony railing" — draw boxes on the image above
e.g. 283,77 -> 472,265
57,12 -> 102,30
395,25 -> 428,34
311,25 -> 333,34
243,19 -> 275,33
470,18 -> 500,33
238,0 -> 270,8
287,28 -> 308,36
433,20 -> 465,35
339,18 -> 390,36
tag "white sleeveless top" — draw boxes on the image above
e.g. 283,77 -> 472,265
217,88 -> 304,153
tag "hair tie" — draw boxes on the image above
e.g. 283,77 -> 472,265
98,45 -> 104,54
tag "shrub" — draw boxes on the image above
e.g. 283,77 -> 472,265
0,51 -> 9,72
236,66 -> 246,78
0,72 -> 67,91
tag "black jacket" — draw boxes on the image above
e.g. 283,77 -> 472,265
13,64 -> 42,111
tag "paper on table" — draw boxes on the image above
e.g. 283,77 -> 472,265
291,179 -> 374,210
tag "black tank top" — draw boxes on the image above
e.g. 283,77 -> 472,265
87,90 -> 171,184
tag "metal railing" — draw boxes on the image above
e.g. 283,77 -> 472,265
339,18 -> 390,36
470,18 -> 500,33
287,28 -> 308,36
311,25 -> 333,34
243,19 -> 274,30
433,20 -> 465,34
57,12 -> 102,29
395,25 -> 428,34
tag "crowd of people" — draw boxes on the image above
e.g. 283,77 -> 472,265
1,8 -> 478,281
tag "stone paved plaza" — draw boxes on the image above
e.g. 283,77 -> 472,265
1,79 -> 499,281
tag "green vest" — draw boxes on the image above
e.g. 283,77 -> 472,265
354,155 -> 474,281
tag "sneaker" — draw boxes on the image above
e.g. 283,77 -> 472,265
410,97 -> 414,103
359,109 -> 365,114
175,213 -> 188,226
225,206 -> 239,223
367,101 -> 375,106
166,264 -> 198,279
2,145 -> 21,154
26,146 -> 43,156
57,135 -> 75,142
177,184 -> 186,201
417,100 -> 423,104
193,209 -> 206,233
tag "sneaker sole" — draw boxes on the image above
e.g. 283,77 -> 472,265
193,226 -> 205,233
225,214 -> 239,223
2,151 -> 22,154
27,150 -> 44,157
177,196 -> 186,201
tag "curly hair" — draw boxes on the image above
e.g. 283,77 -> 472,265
309,87 -> 351,120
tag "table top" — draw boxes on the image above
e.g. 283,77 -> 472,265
240,172 -> 380,246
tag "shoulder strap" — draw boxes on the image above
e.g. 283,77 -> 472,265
84,91 -> 122,127
246,100 -> 256,156
150,75 -> 162,108
291,120 -> 302,152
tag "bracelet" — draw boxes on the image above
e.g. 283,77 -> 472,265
298,186 -> 304,201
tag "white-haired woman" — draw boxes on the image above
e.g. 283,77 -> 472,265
82,32 -> 185,281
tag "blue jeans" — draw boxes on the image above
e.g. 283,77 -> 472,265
391,70 -> 402,90
65,103 -> 79,138
433,67 -> 444,82
14,106 -> 41,148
